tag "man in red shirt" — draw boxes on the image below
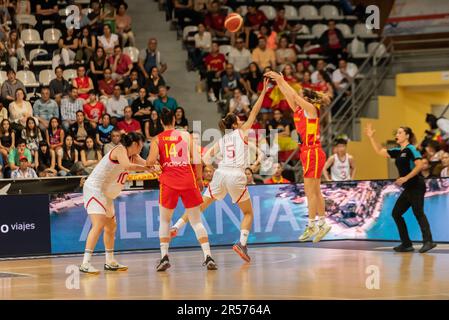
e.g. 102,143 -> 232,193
246,5 -> 267,31
109,45 -> 133,83
83,90 -> 105,128
204,42 -> 226,102
117,106 -> 142,134
98,68 -> 116,105
204,1 -> 226,37
264,162 -> 291,184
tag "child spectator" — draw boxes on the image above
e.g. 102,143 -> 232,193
21,117 -> 43,154
96,113 -> 114,151
80,136 -> 102,175
35,141 -> 57,177
46,117 -> 64,154
11,155 -> 37,179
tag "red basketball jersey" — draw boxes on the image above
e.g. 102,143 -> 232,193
157,129 -> 197,190
293,104 -> 321,147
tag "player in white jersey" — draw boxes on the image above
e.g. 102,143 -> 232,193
170,78 -> 270,262
323,139 -> 356,181
80,132 -> 157,274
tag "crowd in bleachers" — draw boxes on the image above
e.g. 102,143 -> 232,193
0,0 -> 191,179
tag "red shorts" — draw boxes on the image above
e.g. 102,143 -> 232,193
159,184 -> 203,210
300,145 -> 326,179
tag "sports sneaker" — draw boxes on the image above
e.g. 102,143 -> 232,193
313,223 -> 332,243
79,263 -> 100,275
170,227 -> 178,239
208,91 -> 217,102
419,242 -> 437,253
232,241 -> 251,263
202,255 -> 218,270
298,224 -> 319,242
104,261 -> 128,271
156,255 -> 171,272
393,244 -> 415,252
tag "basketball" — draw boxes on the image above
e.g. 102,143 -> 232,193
224,13 -> 243,33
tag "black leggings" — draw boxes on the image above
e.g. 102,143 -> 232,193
392,179 -> 433,246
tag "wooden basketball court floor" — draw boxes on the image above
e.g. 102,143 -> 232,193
1,241 -> 449,300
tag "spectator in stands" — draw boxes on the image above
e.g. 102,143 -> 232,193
106,85 -> 128,121
87,0 -> 106,36
57,134 -> 81,176
8,139 -> 32,172
189,23 -> 211,71
0,119 -> 14,165
98,67 -> 116,104
131,87 -> 152,127
72,65 -> 94,101
69,110 -> 95,150
35,141 -> 57,177
0,101 -> 6,122
49,66 -> 70,104
103,128 -> 121,155
5,29 -> 28,72
228,37 -> 252,76
90,47 -> 109,85
245,4 -> 267,31
117,105 -> 141,134
145,66 -> 166,102
311,59 -> 332,84
273,6 -> 302,44
98,24 -> 119,58
53,27 -> 78,71
138,38 -> 167,83
9,88 -> 33,130
259,24 -> 277,51
115,2 -> 135,47
332,58 -> 358,92
35,0 -> 59,35
109,45 -> 133,83
319,20 -> 347,66
229,88 -> 250,120
153,85 -> 178,114
174,0 -> 203,30
202,165 -> 214,187
11,155 -> 37,179
204,42 -> 226,102
221,63 -> 244,102
80,136 -> 102,175
243,62 -> 262,103
276,36 -> 296,71
123,69 -> 143,101
83,90 -> 105,128
421,158 -> 434,179
441,152 -> 449,177
96,113 -> 114,152
60,86 -> 84,131
294,61 -> 306,82
33,86 -> 59,132
174,107 -> 188,130
1,68 -> 26,104
145,109 -> 163,141
245,167 -> 256,185
15,0 -> 31,15
301,71 -> 313,90
264,162 -> 290,184
204,1 -> 227,38
252,37 -> 275,70
75,27 -> 96,64
268,109 -> 296,152
46,117 -> 64,153
314,70 -> 334,98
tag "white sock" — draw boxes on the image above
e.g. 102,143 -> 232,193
160,243 -> 169,258
173,218 -> 186,230
318,216 -> 326,226
308,218 -> 316,227
82,249 -> 92,265
240,229 -> 250,246
201,242 -> 211,260
105,249 -> 114,264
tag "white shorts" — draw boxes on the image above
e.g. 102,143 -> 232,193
83,184 -> 115,217
204,168 -> 250,204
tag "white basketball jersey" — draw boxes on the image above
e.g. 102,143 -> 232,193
330,154 -> 351,181
84,146 -> 128,199
218,129 -> 249,170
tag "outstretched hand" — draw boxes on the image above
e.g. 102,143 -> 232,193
264,71 -> 283,82
365,123 -> 376,138
262,77 -> 270,92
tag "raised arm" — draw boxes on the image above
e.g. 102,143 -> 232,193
146,138 -> 159,166
241,77 -> 269,132
365,123 -> 389,158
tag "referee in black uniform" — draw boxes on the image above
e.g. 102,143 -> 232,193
366,124 -> 437,253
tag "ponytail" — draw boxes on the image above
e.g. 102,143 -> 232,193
121,132 -> 145,147
218,113 -> 238,132
160,108 -> 174,126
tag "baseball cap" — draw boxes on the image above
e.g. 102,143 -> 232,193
19,156 -> 28,162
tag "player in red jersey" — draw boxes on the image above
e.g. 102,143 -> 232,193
265,71 -> 332,243
147,108 -> 217,271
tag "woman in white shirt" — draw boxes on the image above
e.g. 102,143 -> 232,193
8,88 -> 36,129
5,29 -> 28,72
189,23 -> 211,70
98,24 -> 119,57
